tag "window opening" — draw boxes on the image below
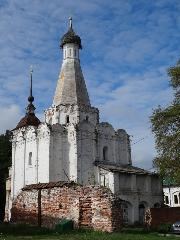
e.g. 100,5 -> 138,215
69,49 -> 71,56
85,116 -> 89,121
165,196 -> 169,204
103,146 -> 108,161
66,115 -> 69,124
174,195 -> 178,204
28,152 -> 32,165
100,174 -> 109,187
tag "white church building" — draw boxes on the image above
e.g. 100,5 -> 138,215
6,19 -> 163,225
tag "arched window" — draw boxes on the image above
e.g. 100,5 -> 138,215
103,146 -> 108,161
66,115 -> 69,124
28,152 -> 32,165
85,116 -> 89,121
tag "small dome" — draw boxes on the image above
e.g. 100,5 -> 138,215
60,27 -> 82,49
14,113 -> 41,130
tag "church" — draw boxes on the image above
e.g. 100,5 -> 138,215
5,19 -> 162,225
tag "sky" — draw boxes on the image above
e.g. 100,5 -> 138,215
0,0 -> 180,170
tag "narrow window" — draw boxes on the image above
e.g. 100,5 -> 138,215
74,49 -> 76,57
69,49 -> 71,56
103,146 -> 108,161
66,115 -> 69,124
85,116 -> 89,121
64,50 -> 66,58
103,175 -> 106,187
165,196 -> 169,204
28,152 -> 32,165
174,195 -> 178,204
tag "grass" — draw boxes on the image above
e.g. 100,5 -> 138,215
0,224 -> 179,240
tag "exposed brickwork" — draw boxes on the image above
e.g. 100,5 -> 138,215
145,207 -> 180,228
11,183 -> 122,232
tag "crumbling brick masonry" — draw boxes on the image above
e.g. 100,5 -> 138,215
11,182 -> 122,232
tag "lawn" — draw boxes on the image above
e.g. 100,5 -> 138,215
0,224 -> 179,240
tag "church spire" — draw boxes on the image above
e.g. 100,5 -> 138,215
15,67 -> 41,130
26,66 -> 35,114
53,19 -> 90,107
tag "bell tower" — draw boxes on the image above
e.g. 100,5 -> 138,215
45,18 -> 99,126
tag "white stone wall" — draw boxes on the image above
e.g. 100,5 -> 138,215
45,105 -> 99,126
96,122 -> 116,163
116,129 -> 131,165
11,124 -> 51,199
63,43 -> 79,60
77,121 -> 96,184
99,170 -> 162,224
48,123 -> 78,183
37,124 -> 51,183
163,186 -> 180,207
67,124 -> 78,182
12,129 -> 27,199
49,124 -> 68,182
95,123 -> 131,165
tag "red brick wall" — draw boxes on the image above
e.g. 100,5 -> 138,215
11,184 -> 122,232
145,207 -> 180,228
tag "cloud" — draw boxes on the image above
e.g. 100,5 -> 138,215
0,105 -> 21,133
0,0 -> 180,170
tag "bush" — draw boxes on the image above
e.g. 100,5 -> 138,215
156,223 -> 171,233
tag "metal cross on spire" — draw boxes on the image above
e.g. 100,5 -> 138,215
69,16 -> 72,28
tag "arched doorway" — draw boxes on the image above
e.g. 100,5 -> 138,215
121,201 -> 133,225
139,201 -> 148,224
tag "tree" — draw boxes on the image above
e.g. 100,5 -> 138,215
0,130 -> 11,221
150,60 -> 180,184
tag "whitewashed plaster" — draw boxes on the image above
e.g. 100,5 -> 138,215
163,186 -> 180,207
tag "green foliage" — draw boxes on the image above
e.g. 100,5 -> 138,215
0,223 -> 52,235
156,223 -> 172,233
0,130 -> 12,171
150,60 -> 180,184
0,224 -> 178,240
0,131 -> 12,221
